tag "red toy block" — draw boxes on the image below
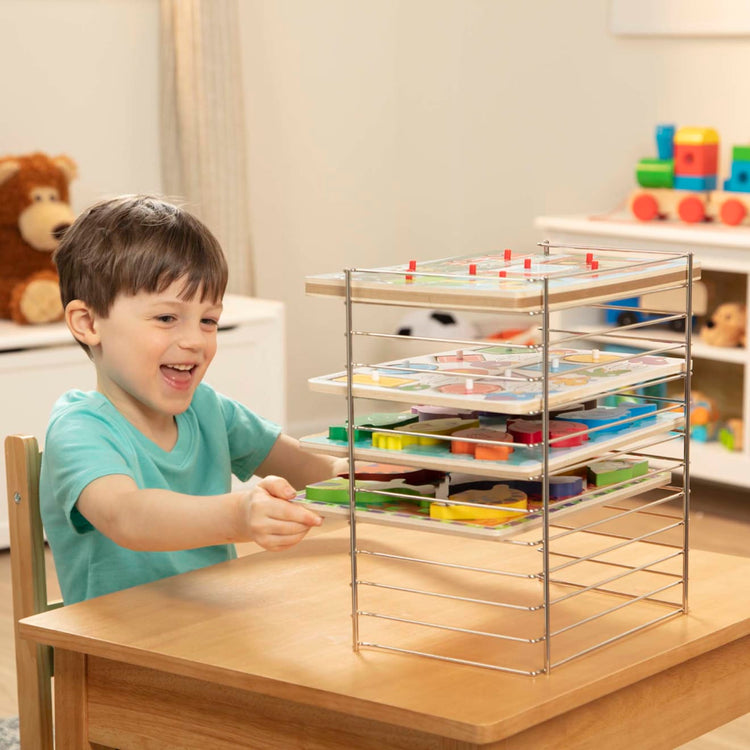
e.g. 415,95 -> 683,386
673,143 -> 718,177
506,418 -> 589,447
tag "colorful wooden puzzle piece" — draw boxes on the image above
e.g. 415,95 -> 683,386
371,417 -> 480,450
305,477 -> 435,507
328,412 -> 418,442
586,459 -> 649,487
449,427 -> 514,461
411,405 -> 480,421
430,485 -> 527,521
338,462 -> 446,485
556,404 -> 657,436
511,475 -> 584,503
506,418 -> 589,447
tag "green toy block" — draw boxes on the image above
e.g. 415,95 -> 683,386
732,145 -> 750,162
305,477 -> 434,508
636,158 -> 674,189
587,459 -> 648,487
328,412 -> 418,443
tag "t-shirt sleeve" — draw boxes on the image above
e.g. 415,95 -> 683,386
214,391 -> 282,482
44,410 -> 136,534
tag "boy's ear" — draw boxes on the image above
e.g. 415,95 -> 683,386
65,300 -> 101,347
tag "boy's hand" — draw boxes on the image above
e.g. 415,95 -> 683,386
243,475 -> 322,551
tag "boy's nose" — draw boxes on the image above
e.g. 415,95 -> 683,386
178,326 -> 204,349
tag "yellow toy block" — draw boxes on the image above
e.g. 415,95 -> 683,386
430,485 -> 527,521
372,417 -> 480,451
674,127 -> 719,146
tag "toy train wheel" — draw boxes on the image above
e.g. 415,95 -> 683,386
616,312 -> 639,327
677,195 -> 706,223
631,193 -> 659,221
720,198 -> 747,226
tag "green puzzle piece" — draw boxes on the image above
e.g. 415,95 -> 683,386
587,459 -> 648,487
305,477 -> 435,507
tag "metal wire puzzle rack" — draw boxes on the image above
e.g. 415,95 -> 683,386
305,242 -> 693,675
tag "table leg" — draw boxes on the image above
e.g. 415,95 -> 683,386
54,649 -> 96,750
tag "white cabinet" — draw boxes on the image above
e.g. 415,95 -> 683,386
1,294 -> 285,547
536,214 -> 750,487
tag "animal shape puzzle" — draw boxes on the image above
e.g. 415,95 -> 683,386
306,400 -> 681,481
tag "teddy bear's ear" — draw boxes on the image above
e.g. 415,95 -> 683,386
0,159 -> 21,187
52,155 -> 77,183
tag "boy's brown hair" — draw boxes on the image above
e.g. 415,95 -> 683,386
54,195 -> 228,317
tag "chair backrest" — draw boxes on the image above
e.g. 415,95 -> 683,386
5,434 -> 59,750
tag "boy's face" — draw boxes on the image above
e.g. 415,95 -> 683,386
89,279 -> 222,431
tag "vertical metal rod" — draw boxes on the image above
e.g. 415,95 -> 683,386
542,271 -> 551,673
344,269 -> 360,650
682,254 -> 692,611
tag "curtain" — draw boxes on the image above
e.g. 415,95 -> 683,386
160,0 -> 255,295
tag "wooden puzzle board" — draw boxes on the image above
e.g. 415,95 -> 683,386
305,251 -> 701,312
300,412 -> 682,480
291,471 -> 671,542
308,345 -> 685,415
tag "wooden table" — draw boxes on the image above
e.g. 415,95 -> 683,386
19,524 -> 750,749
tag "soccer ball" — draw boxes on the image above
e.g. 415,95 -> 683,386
396,309 -> 477,340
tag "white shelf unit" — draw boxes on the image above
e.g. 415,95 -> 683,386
301,247 -> 692,675
1,294 -> 285,548
536,214 -> 750,488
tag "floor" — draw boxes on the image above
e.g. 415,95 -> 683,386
0,479 -> 748,748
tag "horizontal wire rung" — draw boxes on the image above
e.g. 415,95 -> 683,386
547,490 -> 683,542
358,642 -> 545,676
548,521 -> 684,573
551,609 -> 685,669
550,579 -> 683,638
548,549 -> 684,606
358,611 -> 543,644
356,580 -> 544,611
356,549 -> 538,579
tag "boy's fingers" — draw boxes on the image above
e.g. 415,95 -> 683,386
254,489 -> 322,527
257,474 -> 296,499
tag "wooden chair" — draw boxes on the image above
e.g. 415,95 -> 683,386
5,434 -> 61,750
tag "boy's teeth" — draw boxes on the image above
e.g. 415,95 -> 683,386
169,364 -> 193,371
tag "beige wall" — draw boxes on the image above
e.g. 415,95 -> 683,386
2,1 -> 750,436
0,0 -> 162,208
239,0 -> 750,435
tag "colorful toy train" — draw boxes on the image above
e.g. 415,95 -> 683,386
629,125 -> 750,225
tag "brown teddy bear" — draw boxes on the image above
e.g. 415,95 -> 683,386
700,302 -> 746,347
0,152 -> 77,324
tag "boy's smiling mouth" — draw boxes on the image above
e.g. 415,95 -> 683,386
160,363 -> 197,387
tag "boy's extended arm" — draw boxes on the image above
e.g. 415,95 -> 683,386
76,472 -> 322,552
255,433 -> 348,489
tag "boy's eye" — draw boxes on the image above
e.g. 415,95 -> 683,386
156,315 -> 176,323
201,318 -> 219,328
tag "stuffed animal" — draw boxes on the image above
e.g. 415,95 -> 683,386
0,152 -> 77,324
700,302 -> 746,348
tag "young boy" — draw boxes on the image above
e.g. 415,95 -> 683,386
41,195 -> 339,604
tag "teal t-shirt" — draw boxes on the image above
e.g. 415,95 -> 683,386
40,382 -> 281,604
